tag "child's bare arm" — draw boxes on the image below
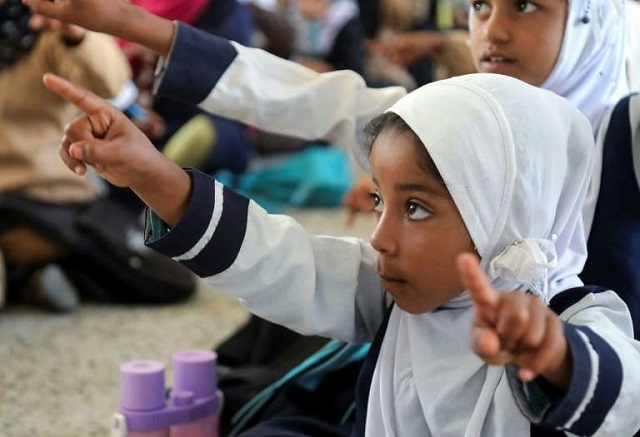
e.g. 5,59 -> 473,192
457,253 -> 572,391
43,73 -> 191,227
23,0 -> 175,57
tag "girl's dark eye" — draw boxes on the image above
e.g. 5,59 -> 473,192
517,0 -> 537,13
470,0 -> 489,13
369,193 -> 383,213
406,201 -> 431,221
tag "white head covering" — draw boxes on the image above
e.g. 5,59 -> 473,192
541,0 -> 628,136
383,73 -> 593,301
364,74 -> 595,436
626,0 -> 640,93
541,0 -> 628,236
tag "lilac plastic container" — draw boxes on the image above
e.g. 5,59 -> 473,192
170,350 -> 219,437
119,360 -> 170,437
116,350 -> 220,437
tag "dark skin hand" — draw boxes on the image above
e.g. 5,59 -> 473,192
457,253 -> 572,390
23,0 -> 175,57
43,73 -> 191,228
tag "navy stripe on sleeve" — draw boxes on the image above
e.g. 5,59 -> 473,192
548,285 -> 608,316
146,169 -> 215,258
567,327 -> 623,436
182,183 -> 249,277
156,22 -> 238,105
537,323 -> 592,428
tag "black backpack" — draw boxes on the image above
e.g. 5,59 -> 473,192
0,194 -> 196,305
215,315 -> 369,436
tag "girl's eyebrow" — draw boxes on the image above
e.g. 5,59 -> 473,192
371,176 -> 448,198
395,183 -> 449,198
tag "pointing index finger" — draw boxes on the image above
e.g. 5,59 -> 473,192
43,73 -> 109,116
457,253 -> 499,308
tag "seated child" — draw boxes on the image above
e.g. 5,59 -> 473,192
0,1 -> 131,311
44,71 -> 640,436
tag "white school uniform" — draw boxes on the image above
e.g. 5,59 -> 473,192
148,74 -> 640,436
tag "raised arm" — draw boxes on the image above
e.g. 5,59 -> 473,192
23,0 -> 175,57
25,0 -> 407,155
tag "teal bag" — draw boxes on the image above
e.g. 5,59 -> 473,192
216,146 -> 353,212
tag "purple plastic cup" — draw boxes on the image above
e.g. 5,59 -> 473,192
170,350 -> 219,437
172,350 -> 217,398
119,360 -> 170,437
120,361 -> 166,412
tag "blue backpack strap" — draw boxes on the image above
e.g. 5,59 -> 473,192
229,340 -> 370,436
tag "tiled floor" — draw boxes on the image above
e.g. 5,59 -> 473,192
0,208 -> 375,437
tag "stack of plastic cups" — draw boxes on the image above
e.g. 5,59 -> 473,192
114,350 -> 220,437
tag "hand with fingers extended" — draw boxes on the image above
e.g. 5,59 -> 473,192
457,253 -> 572,391
44,73 -> 192,227
44,73 -> 160,188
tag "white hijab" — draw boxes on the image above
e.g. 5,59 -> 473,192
364,74 -> 595,436
542,0 -> 628,136
541,0 -> 628,235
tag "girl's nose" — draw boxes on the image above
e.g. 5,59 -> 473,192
483,9 -> 511,44
370,214 -> 398,255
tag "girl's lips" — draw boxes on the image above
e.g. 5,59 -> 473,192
379,274 -> 407,292
379,275 -> 405,282
479,56 -> 518,73
481,55 -> 515,63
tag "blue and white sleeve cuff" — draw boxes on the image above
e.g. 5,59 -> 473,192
509,322 -> 623,435
145,168 -> 249,278
154,22 -> 238,106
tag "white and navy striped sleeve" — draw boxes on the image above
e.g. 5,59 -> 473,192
508,286 -> 640,436
146,169 -> 385,343
154,22 -> 406,157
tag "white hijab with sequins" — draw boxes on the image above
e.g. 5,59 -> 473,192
541,0 -> 629,235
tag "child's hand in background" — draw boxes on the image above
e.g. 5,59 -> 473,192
457,253 -> 572,391
343,177 -> 375,227
28,12 -> 85,45
23,0 -> 126,35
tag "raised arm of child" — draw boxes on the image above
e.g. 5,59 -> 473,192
43,73 -> 190,227
24,0 -> 405,156
44,72 -> 386,342
24,0 -> 175,57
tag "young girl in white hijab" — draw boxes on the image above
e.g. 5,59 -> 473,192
23,2 -> 640,336
44,69 -> 640,436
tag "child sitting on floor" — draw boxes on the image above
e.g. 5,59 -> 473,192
44,71 -> 640,436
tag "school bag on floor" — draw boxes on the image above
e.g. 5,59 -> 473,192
215,315 -> 369,436
0,194 -> 196,304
